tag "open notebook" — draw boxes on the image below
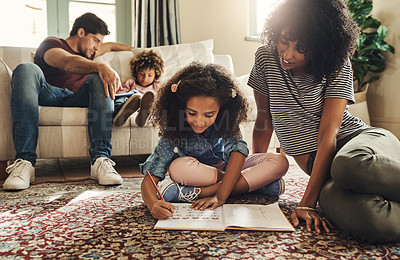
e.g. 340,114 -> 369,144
154,202 -> 295,231
115,90 -> 138,98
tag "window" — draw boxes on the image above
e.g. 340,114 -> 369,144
0,0 -> 48,47
247,0 -> 276,41
69,2 -> 116,41
0,0 -> 131,47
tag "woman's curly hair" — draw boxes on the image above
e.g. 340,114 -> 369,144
261,0 -> 359,81
130,50 -> 164,80
151,62 -> 249,140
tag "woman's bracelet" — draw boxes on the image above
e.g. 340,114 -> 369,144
296,206 -> 317,212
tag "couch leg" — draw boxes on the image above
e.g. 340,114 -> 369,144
0,160 -> 8,181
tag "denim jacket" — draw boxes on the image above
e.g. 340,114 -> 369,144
139,127 -> 249,180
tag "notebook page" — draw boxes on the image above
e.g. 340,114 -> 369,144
154,203 -> 224,231
222,203 -> 294,231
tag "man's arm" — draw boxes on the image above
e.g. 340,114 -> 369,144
44,48 -> 103,75
96,42 -> 133,57
43,47 -> 121,99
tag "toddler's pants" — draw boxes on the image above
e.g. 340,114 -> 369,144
307,127 -> 400,243
168,153 -> 289,192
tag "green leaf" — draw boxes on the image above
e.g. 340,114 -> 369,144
360,43 -> 377,53
368,59 -> 385,72
347,0 -> 395,87
377,25 -> 388,40
356,34 -> 366,48
377,43 -> 394,52
361,17 -> 380,30
384,44 -> 395,53
368,64 -> 381,72
352,56 -> 369,63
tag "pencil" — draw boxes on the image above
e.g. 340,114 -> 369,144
146,170 -> 165,201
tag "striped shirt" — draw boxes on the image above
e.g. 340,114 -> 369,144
248,46 -> 368,156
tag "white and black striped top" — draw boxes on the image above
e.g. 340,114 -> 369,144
248,46 -> 368,156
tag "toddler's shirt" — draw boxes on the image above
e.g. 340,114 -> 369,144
119,79 -> 161,94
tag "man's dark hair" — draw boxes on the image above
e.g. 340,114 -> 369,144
69,12 -> 110,37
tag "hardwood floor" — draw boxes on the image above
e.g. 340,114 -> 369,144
0,155 -> 147,186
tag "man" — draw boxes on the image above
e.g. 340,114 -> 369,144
3,13 -> 132,191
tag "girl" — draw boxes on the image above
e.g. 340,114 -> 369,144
113,50 -> 164,126
140,62 -> 289,220
249,0 -> 400,243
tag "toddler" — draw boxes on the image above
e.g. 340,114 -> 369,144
113,49 -> 164,126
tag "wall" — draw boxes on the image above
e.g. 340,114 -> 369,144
179,0 -> 260,77
179,0 -> 400,138
368,0 -> 400,138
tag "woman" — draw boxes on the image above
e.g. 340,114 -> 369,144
249,0 -> 400,243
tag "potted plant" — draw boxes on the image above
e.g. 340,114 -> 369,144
345,0 -> 395,124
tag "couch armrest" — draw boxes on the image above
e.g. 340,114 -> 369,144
0,59 -> 15,161
214,54 -> 234,75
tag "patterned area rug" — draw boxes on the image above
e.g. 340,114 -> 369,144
1,163 -> 399,259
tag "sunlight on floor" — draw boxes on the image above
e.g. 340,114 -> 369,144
69,191 -> 106,204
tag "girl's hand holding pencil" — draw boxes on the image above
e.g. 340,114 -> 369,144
147,171 -> 165,201
146,171 -> 175,219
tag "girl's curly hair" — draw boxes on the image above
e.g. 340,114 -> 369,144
151,62 -> 249,140
130,50 -> 164,80
261,0 -> 359,81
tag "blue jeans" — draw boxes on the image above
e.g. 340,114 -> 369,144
11,63 -> 114,165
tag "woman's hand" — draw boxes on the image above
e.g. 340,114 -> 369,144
191,195 -> 226,210
150,200 -> 175,220
291,208 -> 333,234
